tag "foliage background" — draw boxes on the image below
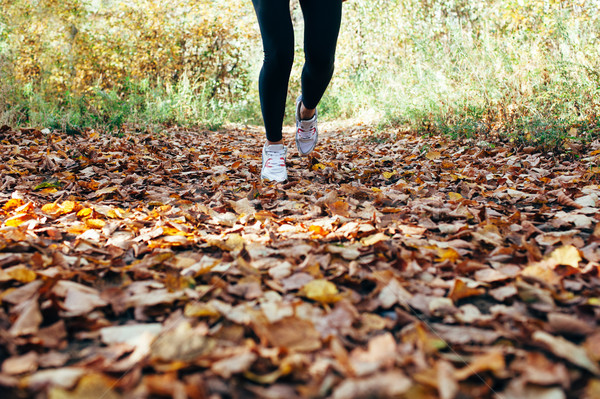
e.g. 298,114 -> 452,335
0,0 -> 599,146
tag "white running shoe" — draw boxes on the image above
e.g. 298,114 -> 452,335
295,95 -> 318,156
261,143 -> 288,182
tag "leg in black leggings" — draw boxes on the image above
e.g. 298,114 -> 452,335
251,0 -> 342,142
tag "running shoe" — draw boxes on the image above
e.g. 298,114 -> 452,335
295,95 -> 318,156
261,143 -> 288,182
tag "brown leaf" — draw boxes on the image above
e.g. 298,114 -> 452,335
327,200 -> 351,217
557,190 -> 583,209
331,371 -> 412,399
211,351 -> 257,378
254,316 -> 321,352
2,351 -> 38,375
432,324 -> 501,345
512,352 -> 570,388
23,367 -> 87,391
533,331 -> 600,375
349,333 -> 397,376
548,312 -> 594,336
9,295 -> 42,336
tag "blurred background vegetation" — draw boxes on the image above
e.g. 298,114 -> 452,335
0,0 -> 599,146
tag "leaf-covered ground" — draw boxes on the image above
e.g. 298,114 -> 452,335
0,123 -> 599,399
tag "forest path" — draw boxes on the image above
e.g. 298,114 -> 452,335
0,124 -> 599,398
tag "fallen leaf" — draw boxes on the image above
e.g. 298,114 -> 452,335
255,316 -> 321,352
448,279 -> 485,302
9,295 -> 42,336
47,373 -> 121,399
360,232 -> 389,246
548,245 -> 582,268
533,331 -> 600,375
212,351 -> 257,378
2,351 -> 38,375
331,371 -> 412,399
454,350 -> 505,380
300,279 -> 342,304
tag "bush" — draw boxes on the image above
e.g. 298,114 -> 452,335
0,0 -> 259,129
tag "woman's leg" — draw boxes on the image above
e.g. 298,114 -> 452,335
299,0 -> 343,111
251,0 -> 295,143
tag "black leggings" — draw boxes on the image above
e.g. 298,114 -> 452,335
252,0 -> 342,142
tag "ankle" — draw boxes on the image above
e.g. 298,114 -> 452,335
267,140 -> 284,145
300,103 -> 316,120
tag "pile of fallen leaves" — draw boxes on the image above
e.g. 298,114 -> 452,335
0,123 -> 599,399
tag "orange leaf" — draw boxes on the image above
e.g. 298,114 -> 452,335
41,203 -> 61,215
328,200 -> 350,217
3,198 -> 24,211
309,225 -> 328,237
448,279 -> 484,302
454,350 -> 505,380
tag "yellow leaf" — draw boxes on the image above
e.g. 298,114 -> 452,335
3,198 -> 24,211
300,279 -> 341,304
436,248 -> 461,262
61,200 -> 77,213
77,208 -> 93,218
162,227 -> 186,236
549,245 -> 581,268
10,267 -> 37,283
184,302 -> 220,318
426,150 -> 441,160
587,298 -> 600,306
85,218 -> 106,229
5,215 -> 30,227
312,163 -> 326,171
448,192 -> 463,201
382,171 -> 396,179
0,266 -> 37,283
47,373 -> 119,399
371,187 -> 382,192
107,208 -> 127,219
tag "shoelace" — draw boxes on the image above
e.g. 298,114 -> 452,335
297,125 -> 316,141
264,149 -> 286,173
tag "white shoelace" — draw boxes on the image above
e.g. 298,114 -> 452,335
297,126 -> 316,141
264,148 -> 286,174
297,118 -> 317,141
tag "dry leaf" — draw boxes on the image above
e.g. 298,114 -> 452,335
300,279 -> 342,304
